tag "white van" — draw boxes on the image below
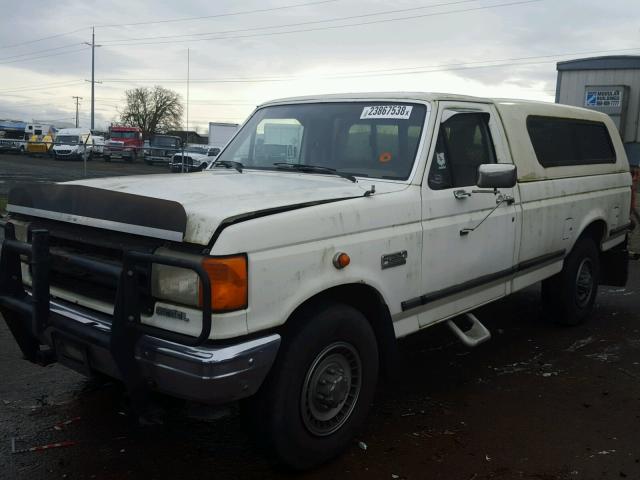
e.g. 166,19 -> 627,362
52,128 -> 93,161
0,93 -> 632,469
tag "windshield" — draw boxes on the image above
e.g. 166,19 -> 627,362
152,136 -> 180,147
216,102 -> 427,180
111,131 -> 138,139
56,135 -> 80,144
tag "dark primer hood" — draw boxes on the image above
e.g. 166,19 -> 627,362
7,183 -> 188,242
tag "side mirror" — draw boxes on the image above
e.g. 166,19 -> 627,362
477,164 -> 517,189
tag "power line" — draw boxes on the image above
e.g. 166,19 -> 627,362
0,81 -> 87,94
99,0 -> 484,44
0,42 -> 85,62
96,0 -> 339,28
99,0 -> 543,47
97,45 -> 640,85
0,47 -> 89,66
0,0 -> 337,51
0,27 -> 88,50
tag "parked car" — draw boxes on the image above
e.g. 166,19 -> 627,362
0,138 -> 25,154
52,128 -> 93,161
0,92 -> 632,470
144,134 -> 182,165
169,145 -> 220,172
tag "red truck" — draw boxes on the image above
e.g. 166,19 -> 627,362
103,125 -> 143,162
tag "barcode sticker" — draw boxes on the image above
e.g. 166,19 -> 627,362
360,105 -> 413,120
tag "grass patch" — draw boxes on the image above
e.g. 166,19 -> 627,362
0,196 -> 6,214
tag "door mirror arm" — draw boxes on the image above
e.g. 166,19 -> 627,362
460,193 -> 514,236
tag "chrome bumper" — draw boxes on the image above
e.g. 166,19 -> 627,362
45,298 -> 280,404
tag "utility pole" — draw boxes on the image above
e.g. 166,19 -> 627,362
72,96 -> 83,128
186,48 -> 190,144
84,27 -> 101,131
90,27 -> 95,130
183,48 -> 190,174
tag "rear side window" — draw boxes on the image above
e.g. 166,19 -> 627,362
527,116 -> 616,168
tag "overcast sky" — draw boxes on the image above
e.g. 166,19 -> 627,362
0,0 -> 638,131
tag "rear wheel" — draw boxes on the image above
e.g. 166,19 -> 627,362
250,302 -> 379,470
542,237 -> 600,326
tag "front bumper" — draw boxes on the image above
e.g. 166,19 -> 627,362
146,155 -> 171,163
105,150 -> 134,158
169,162 -> 202,172
0,222 -> 280,404
54,151 -> 81,160
46,298 -> 280,403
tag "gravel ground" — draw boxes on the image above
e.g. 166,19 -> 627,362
0,152 -> 163,197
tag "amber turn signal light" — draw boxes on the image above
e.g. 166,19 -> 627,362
199,255 -> 248,312
333,252 -> 351,269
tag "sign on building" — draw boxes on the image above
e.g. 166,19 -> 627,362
585,89 -> 623,108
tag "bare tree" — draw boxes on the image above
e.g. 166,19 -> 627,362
119,86 -> 183,139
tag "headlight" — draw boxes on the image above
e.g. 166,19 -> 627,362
151,249 -> 248,312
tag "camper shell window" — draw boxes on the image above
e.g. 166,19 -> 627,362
526,116 -> 616,168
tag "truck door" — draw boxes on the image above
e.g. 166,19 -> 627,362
416,102 -> 519,327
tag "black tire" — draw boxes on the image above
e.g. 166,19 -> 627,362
542,237 -> 600,326
104,155 -> 111,162
250,302 -> 379,470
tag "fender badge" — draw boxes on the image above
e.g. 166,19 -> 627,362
156,306 -> 189,322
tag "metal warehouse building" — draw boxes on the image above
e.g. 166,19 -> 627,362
556,55 -> 640,166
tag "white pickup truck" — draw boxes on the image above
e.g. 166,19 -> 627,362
0,93 -> 632,469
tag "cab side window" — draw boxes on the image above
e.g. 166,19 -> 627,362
428,112 -> 497,190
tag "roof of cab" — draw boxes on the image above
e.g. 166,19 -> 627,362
260,92 -> 494,106
266,92 -> 616,126
259,92 -> 609,119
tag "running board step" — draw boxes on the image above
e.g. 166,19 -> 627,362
447,313 -> 491,348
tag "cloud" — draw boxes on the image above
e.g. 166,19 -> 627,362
1,0 -> 638,129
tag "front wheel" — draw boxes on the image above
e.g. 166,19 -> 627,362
542,237 -> 600,326
250,302 -> 379,470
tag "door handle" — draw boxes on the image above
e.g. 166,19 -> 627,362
454,189 -> 472,199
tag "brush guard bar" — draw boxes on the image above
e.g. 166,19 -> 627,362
0,220 -> 215,409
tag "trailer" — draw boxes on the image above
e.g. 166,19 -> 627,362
208,122 -> 239,150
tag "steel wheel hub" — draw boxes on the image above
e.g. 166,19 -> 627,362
301,342 -> 362,437
576,258 -> 594,308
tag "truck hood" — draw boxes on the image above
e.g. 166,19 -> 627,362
9,170 -> 406,245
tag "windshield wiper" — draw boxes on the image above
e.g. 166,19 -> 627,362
273,163 -> 356,183
212,160 -> 243,173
